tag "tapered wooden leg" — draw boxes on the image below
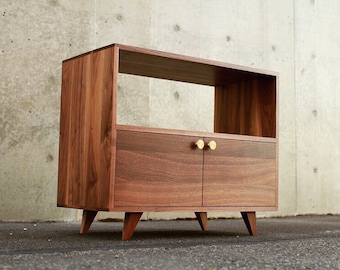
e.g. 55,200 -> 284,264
122,212 -> 143,240
80,210 -> 98,234
195,212 -> 208,231
241,211 -> 256,236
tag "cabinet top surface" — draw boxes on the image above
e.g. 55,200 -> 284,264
64,43 -> 278,86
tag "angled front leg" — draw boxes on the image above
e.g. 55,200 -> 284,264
241,211 -> 256,236
122,212 -> 143,240
195,212 -> 208,231
80,210 -> 98,234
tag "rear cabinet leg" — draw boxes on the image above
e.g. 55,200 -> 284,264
241,211 -> 257,236
122,212 -> 143,240
80,210 -> 98,234
195,212 -> 208,231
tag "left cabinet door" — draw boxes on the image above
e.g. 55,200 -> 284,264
114,130 -> 203,207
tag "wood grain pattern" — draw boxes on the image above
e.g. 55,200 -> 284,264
203,138 -> 277,207
58,46 -> 117,210
83,47 -> 116,210
57,60 -> 72,207
117,44 -> 277,86
58,44 -> 278,238
214,77 -> 276,138
116,125 -> 276,143
115,130 -> 203,207
58,55 -> 90,208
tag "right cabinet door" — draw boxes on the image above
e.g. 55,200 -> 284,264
202,138 -> 277,207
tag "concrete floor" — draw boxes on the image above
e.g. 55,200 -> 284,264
0,215 -> 339,269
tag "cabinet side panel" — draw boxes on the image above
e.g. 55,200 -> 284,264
79,55 -> 92,208
214,77 -> 276,138
58,55 -> 92,208
58,47 -> 116,210
58,60 -> 73,207
84,48 -> 115,210
68,56 -> 86,207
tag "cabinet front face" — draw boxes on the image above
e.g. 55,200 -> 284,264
114,130 -> 203,207
203,138 -> 277,207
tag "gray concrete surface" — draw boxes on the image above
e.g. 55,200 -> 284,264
0,215 -> 339,269
3,1 -> 340,222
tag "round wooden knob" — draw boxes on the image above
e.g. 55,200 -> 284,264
195,139 -> 204,150
208,140 -> 217,150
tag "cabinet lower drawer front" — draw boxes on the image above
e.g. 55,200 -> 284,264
203,139 -> 277,207
114,130 -> 203,207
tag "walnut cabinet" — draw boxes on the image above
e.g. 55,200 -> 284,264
58,44 -> 278,240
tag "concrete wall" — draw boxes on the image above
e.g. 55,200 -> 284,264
0,0 -> 339,221
295,1 -> 340,214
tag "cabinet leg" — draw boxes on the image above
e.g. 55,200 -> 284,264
80,210 -> 98,234
241,211 -> 256,236
195,212 -> 208,231
122,212 -> 143,240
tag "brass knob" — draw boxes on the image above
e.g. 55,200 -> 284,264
195,139 -> 204,150
207,140 -> 217,150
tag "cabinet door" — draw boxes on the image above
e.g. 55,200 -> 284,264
115,130 -> 203,207
203,138 -> 277,207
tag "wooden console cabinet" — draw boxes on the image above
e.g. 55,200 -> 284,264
58,43 -> 278,240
